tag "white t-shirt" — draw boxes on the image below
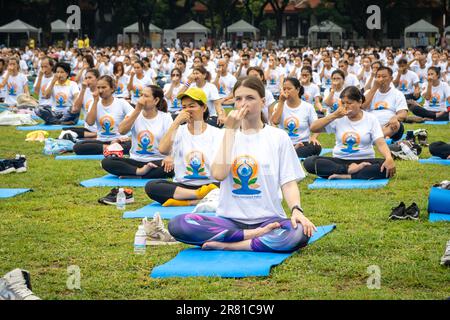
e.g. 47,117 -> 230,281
191,82 -> 221,117
217,73 -> 237,98
320,67 -> 336,89
130,74 -> 153,105
262,89 -> 276,122
93,98 -> 134,141
393,70 -> 419,95
172,124 -> 223,186
369,87 -> 408,125
276,101 -> 318,144
325,111 -> 384,160
52,80 -> 80,112
81,88 -> 97,132
33,74 -> 54,106
323,87 -> 344,114
114,75 -> 130,99
411,65 -> 428,86
215,125 -> 305,224
302,83 -> 321,105
0,72 -> 6,99
345,73 -> 360,88
5,73 -> 28,106
422,81 -> 450,112
266,68 -> 283,95
129,111 -> 173,162
163,83 -> 183,112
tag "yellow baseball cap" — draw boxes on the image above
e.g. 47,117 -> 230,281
177,87 -> 207,105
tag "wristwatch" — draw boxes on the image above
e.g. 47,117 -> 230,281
291,205 -> 304,215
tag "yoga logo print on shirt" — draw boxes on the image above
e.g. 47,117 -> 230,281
100,115 -> 115,136
429,93 -> 440,108
184,151 -> 208,180
136,130 -> 155,155
301,93 -> 310,102
116,83 -> 125,95
331,99 -> 342,113
231,155 -> 261,196
399,80 -> 408,93
284,116 -> 300,137
55,92 -> 68,108
7,83 -> 18,96
373,101 -> 389,111
341,132 -> 361,154
133,85 -> 143,98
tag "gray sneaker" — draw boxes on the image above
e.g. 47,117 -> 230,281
441,241 -> 450,266
0,269 -> 40,300
142,213 -> 178,246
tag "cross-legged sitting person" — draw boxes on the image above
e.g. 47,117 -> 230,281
101,86 -> 175,179
168,77 -> 317,253
304,86 -> 396,180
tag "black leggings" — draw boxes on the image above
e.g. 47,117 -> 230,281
296,142 -> 322,158
409,105 -> 449,121
429,141 -> 450,159
101,157 -> 174,179
145,180 -> 219,204
62,127 -> 95,139
73,140 -> 131,155
303,156 -> 387,180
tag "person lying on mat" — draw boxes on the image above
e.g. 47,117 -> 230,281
73,75 -> 133,155
145,87 -> 223,207
168,77 -> 317,253
362,66 -> 408,142
101,85 -> 175,179
304,86 -> 396,180
408,67 -> 450,122
271,77 -> 322,159
429,141 -> 450,159
35,62 -> 80,125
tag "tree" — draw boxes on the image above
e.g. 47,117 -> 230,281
268,0 -> 290,38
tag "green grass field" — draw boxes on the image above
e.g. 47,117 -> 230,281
0,122 -> 449,300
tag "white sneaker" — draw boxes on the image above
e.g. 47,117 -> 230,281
142,213 -> 178,246
0,269 -> 40,300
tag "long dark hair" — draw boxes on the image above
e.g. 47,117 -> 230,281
340,86 -> 366,103
284,77 -> 304,98
149,85 -> 168,112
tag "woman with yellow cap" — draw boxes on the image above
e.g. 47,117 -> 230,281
145,87 -> 223,207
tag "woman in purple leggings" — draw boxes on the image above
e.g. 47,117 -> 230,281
168,77 -> 317,253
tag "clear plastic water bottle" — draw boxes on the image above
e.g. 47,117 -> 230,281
134,225 -> 147,255
116,188 -> 126,210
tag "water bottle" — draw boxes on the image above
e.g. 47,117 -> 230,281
116,188 -> 126,210
134,225 -> 147,255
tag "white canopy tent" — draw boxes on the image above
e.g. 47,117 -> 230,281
444,25 -> 450,38
174,20 -> 209,48
404,19 -> 439,48
122,22 -> 162,48
226,20 -> 259,34
51,20 -> 71,33
0,19 -> 40,46
308,20 -> 343,47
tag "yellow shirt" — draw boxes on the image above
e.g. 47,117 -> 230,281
84,38 -> 90,48
29,39 -> 35,49
78,39 -> 84,49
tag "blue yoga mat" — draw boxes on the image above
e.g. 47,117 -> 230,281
428,187 -> 450,222
385,134 -> 406,145
55,154 -> 104,161
429,213 -> 450,222
308,178 -> 389,190
423,121 -> 449,125
0,189 -> 32,199
151,224 -> 336,278
419,157 -> 450,166
17,120 -> 85,131
80,174 -> 160,188
123,202 -> 216,220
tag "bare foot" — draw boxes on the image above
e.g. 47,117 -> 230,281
348,162 -> 372,174
245,222 -> 281,240
202,241 -> 227,250
328,174 -> 351,180
136,163 -> 158,176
